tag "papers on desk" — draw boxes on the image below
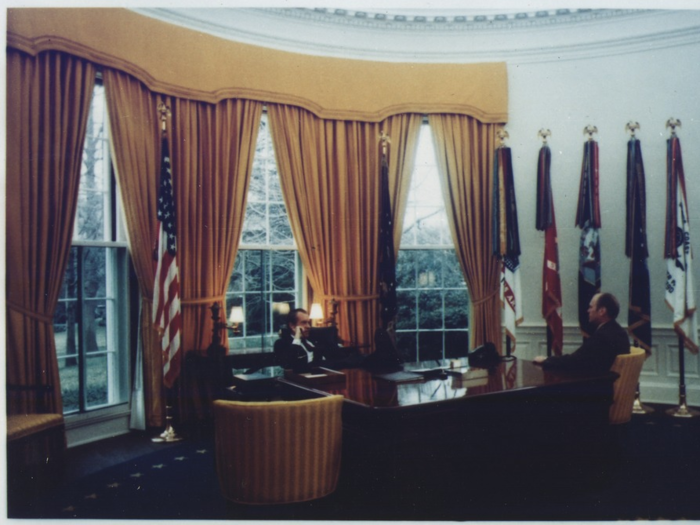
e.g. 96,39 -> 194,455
373,371 -> 424,384
284,367 -> 346,386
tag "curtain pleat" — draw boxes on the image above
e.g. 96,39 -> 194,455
103,68 -> 164,427
6,49 -> 96,414
167,96 -> 263,423
429,114 -> 502,352
268,104 -> 421,353
104,71 -> 262,425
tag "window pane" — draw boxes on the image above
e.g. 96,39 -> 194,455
396,124 -> 469,359
243,251 -> 263,292
85,354 -> 109,409
396,331 -> 418,363
418,331 -> 443,361
228,114 -> 301,354
444,290 -> 469,329
418,291 -> 443,330
241,203 -> 266,245
74,84 -> 110,242
270,251 -> 295,291
269,203 -> 293,245
59,358 -> 80,414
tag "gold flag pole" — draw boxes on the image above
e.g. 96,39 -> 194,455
152,101 -> 183,443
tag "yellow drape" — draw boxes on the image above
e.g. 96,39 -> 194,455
6,49 -> 96,414
429,114 -> 502,352
8,9 -> 507,123
268,104 -> 421,352
103,68 -> 164,427
166,96 -> 263,423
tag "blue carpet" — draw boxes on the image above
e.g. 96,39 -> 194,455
11,405 -> 700,521
18,438 -> 227,520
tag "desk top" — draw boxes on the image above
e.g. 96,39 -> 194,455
276,357 -> 616,410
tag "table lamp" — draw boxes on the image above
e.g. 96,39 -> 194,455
309,303 -> 324,327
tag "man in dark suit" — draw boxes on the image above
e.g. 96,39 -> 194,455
534,292 -> 630,373
273,308 -> 327,371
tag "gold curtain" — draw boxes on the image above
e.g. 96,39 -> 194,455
429,114 -> 502,352
166,96 -> 263,422
268,104 -> 421,351
103,68 -> 164,427
6,49 -> 96,414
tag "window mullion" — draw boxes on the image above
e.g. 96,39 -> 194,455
77,246 -> 87,413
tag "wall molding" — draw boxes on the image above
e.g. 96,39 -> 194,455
135,8 -> 700,64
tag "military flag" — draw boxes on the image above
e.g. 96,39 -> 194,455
536,144 -> 563,356
664,135 -> 699,353
575,139 -> 601,339
626,137 -> 652,353
153,137 -> 183,388
492,145 -> 522,351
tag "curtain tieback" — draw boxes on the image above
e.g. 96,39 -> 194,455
180,295 -> 226,306
6,300 -> 54,324
470,289 -> 499,306
316,294 -> 379,302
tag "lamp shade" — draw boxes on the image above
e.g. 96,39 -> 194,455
309,303 -> 324,321
229,306 -> 245,325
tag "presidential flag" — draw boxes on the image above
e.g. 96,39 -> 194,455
378,149 -> 397,332
492,146 -> 522,350
575,140 -> 601,339
153,137 -> 183,388
536,145 -> 563,356
664,136 -> 698,353
626,137 -> 651,353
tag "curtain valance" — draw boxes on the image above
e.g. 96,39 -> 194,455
8,8 -> 508,123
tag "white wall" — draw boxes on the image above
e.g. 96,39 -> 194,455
506,40 -> 700,405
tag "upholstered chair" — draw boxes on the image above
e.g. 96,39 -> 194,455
213,395 -> 344,505
609,346 -> 646,425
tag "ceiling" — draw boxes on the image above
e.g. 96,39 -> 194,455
133,7 -> 700,63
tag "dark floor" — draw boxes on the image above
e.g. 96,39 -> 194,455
11,402 -> 700,521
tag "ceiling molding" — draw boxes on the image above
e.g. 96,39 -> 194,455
133,8 -> 700,64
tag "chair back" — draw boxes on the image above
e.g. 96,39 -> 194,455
213,395 -> 344,505
609,346 -> 646,424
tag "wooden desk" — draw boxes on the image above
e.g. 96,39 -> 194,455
278,358 -> 618,499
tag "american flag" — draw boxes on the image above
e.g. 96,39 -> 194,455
153,137 -> 182,388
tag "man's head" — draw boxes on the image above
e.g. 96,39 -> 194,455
587,292 -> 620,326
287,308 -> 311,339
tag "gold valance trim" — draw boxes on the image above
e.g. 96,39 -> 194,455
7,8 -> 508,123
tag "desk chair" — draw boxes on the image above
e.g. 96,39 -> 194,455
213,395 -> 344,505
609,346 -> 646,424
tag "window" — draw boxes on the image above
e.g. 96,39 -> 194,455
396,124 -> 470,362
53,82 -> 130,414
225,114 -> 302,353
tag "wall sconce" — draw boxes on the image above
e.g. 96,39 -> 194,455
309,303 -> 324,327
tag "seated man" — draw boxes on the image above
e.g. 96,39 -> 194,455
273,308 -> 328,371
534,292 -> 630,373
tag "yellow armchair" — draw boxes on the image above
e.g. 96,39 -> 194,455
609,346 -> 646,424
213,395 -> 344,505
